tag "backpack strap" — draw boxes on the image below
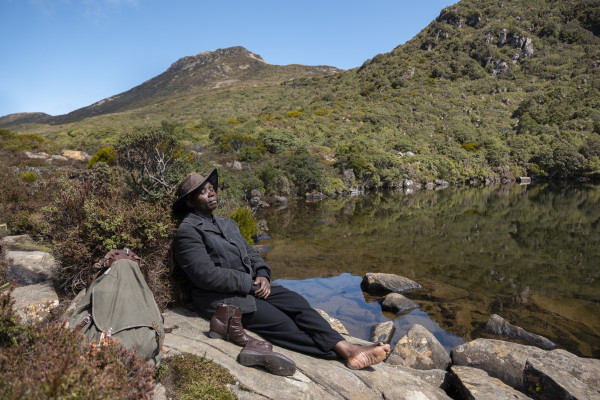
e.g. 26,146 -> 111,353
75,313 -> 92,332
152,321 -> 169,354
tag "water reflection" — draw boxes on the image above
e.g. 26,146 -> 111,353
275,274 -> 465,352
258,183 -> 600,357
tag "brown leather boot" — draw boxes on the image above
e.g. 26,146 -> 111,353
208,303 -> 256,346
238,340 -> 297,376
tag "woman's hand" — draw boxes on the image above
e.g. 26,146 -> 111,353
253,277 -> 271,299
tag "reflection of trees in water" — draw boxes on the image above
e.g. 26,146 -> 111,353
257,183 -> 600,357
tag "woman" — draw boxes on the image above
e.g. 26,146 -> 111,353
172,170 -> 390,374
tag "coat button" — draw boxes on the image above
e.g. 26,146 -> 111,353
243,257 -> 250,264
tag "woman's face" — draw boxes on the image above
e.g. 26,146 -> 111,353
186,182 -> 217,217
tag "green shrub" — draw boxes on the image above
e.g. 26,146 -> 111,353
257,163 -> 284,193
219,170 -> 264,204
238,146 -> 264,162
19,171 -> 36,182
283,148 -> 324,195
229,207 -> 257,244
219,134 -> 263,153
257,129 -> 299,154
462,142 -> 480,152
286,111 -> 302,118
87,146 -> 118,168
0,288 -> 156,400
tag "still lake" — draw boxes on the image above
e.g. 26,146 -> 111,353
255,182 -> 600,358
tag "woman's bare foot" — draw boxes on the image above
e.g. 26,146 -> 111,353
333,340 -> 391,369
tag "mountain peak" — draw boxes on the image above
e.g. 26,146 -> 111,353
167,46 -> 267,73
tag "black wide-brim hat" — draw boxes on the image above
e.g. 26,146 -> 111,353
172,169 -> 218,215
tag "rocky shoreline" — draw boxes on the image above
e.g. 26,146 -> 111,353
3,234 -> 599,399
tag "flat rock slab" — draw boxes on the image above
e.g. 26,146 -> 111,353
523,358 -> 600,399
451,365 -> 531,400
162,308 -> 451,400
5,250 -> 57,284
485,314 -> 556,349
361,273 -> 422,294
2,235 -> 40,251
451,338 -> 600,391
11,281 -> 59,323
387,324 -> 451,371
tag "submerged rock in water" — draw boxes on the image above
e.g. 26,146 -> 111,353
378,293 -> 419,314
485,313 -> 556,349
361,272 -> 422,294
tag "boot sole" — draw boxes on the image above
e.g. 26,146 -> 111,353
238,350 -> 296,376
208,331 -> 225,340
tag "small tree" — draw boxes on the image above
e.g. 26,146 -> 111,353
116,127 -> 180,198
87,146 -> 118,169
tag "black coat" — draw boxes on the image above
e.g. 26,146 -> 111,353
173,212 -> 271,313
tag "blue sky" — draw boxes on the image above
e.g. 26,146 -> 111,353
0,0 -> 456,117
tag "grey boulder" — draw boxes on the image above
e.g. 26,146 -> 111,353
523,358 -> 600,399
451,338 -> 600,392
378,293 -> 419,314
361,272 -> 422,294
485,314 -> 556,349
387,324 -> 451,371
370,321 -> 395,344
451,365 -> 531,400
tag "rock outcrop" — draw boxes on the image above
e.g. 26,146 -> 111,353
162,307 -> 451,400
451,338 -> 600,392
485,314 -> 556,349
387,324 -> 451,371
361,273 -> 422,294
370,321 -> 395,344
451,365 -> 531,400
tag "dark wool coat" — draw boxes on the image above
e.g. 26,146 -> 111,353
173,212 -> 271,313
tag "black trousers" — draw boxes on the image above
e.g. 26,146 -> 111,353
241,285 -> 344,359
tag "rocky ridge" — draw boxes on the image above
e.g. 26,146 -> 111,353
0,46 -> 339,126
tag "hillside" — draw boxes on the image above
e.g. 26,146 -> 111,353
0,46 -> 339,126
2,0 -> 600,185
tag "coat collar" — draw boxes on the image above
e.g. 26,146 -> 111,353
183,212 -> 229,230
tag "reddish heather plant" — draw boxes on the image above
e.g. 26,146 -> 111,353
0,288 -> 157,399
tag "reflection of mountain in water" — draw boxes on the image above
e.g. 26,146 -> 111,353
258,183 -> 600,358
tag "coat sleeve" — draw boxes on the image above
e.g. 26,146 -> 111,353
245,240 -> 271,281
174,223 -> 253,295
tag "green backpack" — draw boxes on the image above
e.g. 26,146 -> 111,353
68,251 -> 167,365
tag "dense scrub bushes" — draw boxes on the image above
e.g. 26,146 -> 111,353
0,288 -> 156,399
46,163 -> 176,307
